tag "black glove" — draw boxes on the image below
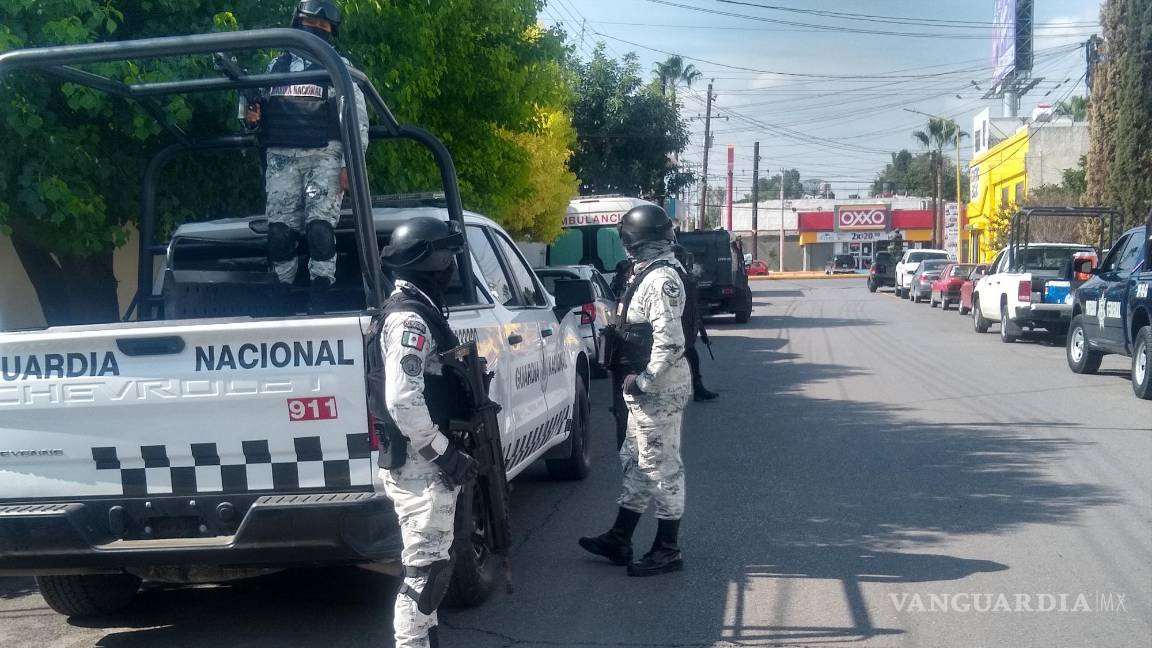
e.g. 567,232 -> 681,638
622,373 -> 645,396
433,444 -> 480,490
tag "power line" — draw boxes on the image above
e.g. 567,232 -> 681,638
715,0 -> 1096,29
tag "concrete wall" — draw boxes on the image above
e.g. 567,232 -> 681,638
1027,121 -> 1089,188
0,229 -> 141,331
732,232 -> 804,271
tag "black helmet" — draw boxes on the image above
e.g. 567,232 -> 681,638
292,0 -> 343,36
381,217 -> 466,272
619,204 -> 676,252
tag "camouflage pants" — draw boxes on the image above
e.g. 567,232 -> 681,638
617,384 -> 690,520
381,457 -> 458,648
264,144 -> 344,283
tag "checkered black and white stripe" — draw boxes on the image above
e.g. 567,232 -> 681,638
91,434 -> 373,496
503,406 -> 570,469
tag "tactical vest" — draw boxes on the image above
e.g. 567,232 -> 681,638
260,53 -> 342,149
366,288 -> 461,468
611,259 -> 691,373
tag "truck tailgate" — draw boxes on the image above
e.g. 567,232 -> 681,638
0,317 -> 373,501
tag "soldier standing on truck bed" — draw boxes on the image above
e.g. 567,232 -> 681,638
582,204 -> 692,577
372,217 -> 480,648
243,0 -> 369,314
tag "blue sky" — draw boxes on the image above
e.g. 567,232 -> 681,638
541,0 -> 1099,198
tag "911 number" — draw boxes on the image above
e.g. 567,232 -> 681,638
288,397 -> 338,421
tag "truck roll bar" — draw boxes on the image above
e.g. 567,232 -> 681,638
0,28 -> 478,312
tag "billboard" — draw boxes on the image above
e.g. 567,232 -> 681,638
835,205 -> 889,231
992,0 -> 1016,85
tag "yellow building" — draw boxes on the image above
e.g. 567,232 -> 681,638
967,128 -> 1029,263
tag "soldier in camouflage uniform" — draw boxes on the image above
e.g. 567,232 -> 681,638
375,217 -> 478,648
244,1 -> 369,314
580,204 -> 691,577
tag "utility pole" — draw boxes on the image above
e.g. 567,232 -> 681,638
697,80 -> 714,230
778,170 -> 785,273
751,142 -> 760,260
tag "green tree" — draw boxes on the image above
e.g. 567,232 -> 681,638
1088,0 -> 1151,228
651,55 -> 701,100
739,169 -> 803,201
703,186 -> 725,229
1053,96 -> 1090,121
570,45 -> 691,199
1,0 -> 576,325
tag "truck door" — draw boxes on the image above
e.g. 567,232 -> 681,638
465,226 -> 550,474
1100,233 -> 1145,348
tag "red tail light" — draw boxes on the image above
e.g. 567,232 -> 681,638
580,303 -> 596,326
368,415 -> 379,451
722,287 -> 734,296
1018,280 -> 1032,303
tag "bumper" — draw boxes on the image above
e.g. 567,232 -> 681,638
1014,303 -> 1073,323
698,286 -> 750,313
870,275 -> 895,286
0,491 -> 401,575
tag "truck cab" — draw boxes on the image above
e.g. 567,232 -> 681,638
1066,225 -> 1152,399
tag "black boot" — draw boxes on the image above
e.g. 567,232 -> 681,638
693,384 -> 719,401
428,625 -> 440,648
627,518 -> 683,577
308,277 -> 333,316
579,507 -> 640,566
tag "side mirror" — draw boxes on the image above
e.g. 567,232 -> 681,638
553,279 -> 594,312
1073,257 -> 1096,280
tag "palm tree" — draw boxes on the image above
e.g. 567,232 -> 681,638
1053,96 -> 1090,121
652,55 -> 702,100
913,118 -> 967,247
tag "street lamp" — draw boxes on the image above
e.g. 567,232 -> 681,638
903,108 -> 965,262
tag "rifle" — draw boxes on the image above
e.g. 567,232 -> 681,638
438,342 -> 513,589
698,325 -> 715,360
213,52 -> 261,127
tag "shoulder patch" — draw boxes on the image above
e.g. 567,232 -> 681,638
662,280 -> 682,298
403,319 -> 429,335
401,330 -> 426,351
401,354 -> 423,377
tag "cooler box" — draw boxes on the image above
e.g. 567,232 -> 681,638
1045,280 -> 1071,304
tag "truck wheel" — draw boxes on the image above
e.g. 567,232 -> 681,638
1132,326 -> 1152,400
1066,315 -> 1104,374
734,309 -> 752,324
868,280 -> 878,293
35,573 -> 141,617
999,303 -> 1018,343
546,378 -> 591,480
444,481 -> 499,608
973,298 -> 991,333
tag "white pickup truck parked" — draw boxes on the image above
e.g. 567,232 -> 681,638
0,32 -> 595,618
971,243 -> 1097,342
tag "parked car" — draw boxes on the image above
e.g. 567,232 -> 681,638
929,263 -> 977,310
972,243 -> 1097,341
746,259 -> 770,276
957,264 -> 990,315
908,259 -> 949,303
537,265 -> 615,378
1066,225 -> 1151,399
895,249 -> 949,298
867,251 -> 896,292
825,254 -> 856,274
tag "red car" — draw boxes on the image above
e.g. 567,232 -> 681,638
746,260 -> 770,276
928,263 -> 976,310
956,265 -> 990,315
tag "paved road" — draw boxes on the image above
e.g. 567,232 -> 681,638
2,279 -> 1149,647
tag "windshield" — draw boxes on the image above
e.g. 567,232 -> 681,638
919,260 -> 948,272
950,264 -> 974,277
908,251 -> 948,263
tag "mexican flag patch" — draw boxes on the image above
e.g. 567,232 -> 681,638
401,331 -> 426,351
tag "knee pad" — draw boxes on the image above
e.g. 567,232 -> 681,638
401,558 -> 455,616
267,222 -> 299,262
305,220 -> 336,262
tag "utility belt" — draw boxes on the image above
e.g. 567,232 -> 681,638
602,323 -> 653,374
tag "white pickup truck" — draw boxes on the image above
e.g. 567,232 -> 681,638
0,31 -> 595,618
971,243 -> 1097,342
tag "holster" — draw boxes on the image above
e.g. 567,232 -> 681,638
376,418 -> 409,470
609,324 -> 654,374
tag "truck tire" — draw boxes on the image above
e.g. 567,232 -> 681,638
1132,326 -> 1152,400
973,297 -> 991,333
1066,315 -> 1104,375
734,308 -> 752,324
999,303 -> 1019,343
35,573 -> 141,617
443,481 -> 500,609
867,280 -> 878,293
546,378 -> 592,480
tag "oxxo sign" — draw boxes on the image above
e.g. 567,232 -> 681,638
836,205 -> 889,231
